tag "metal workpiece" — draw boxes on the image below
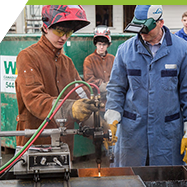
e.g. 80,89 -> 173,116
0,175 -> 146,187
1,166 -> 187,186
70,176 -> 146,187
132,165 -> 187,186
0,168 -> 145,187
78,167 -> 135,177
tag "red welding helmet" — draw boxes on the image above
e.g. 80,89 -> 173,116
42,5 -> 90,32
93,25 -> 111,45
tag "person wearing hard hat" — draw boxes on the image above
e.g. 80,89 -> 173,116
15,5 -> 115,160
104,5 -> 187,167
83,25 -> 115,118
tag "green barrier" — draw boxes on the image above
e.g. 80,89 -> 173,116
0,33 -> 134,157
0,34 -> 41,150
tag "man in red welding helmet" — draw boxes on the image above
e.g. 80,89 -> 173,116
15,5 -> 108,159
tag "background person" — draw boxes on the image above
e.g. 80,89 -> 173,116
83,25 -> 115,118
175,11 -> 187,41
104,5 -> 187,167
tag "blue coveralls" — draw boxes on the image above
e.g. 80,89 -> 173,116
106,26 -> 187,166
175,28 -> 187,41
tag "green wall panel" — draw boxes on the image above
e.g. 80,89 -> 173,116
1,93 -> 18,148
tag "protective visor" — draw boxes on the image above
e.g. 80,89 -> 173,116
124,17 -> 157,34
52,28 -> 74,38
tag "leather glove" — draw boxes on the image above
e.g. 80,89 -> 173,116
103,109 -> 121,150
181,121 -> 187,163
72,99 -> 98,122
103,120 -> 118,150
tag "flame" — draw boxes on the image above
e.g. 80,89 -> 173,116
98,172 -> 101,177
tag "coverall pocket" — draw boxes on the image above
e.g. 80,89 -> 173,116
164,112 -> 180,139
161,70 -> 178,91
127,69 -> 141,90
123,110 -> 136,120
165,112 -> 180,122
123,110 -> 137,137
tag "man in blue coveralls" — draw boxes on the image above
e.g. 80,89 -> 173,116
103,5 -> 187,167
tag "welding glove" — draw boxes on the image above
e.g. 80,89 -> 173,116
103,109 -> 121,150
52,99 -> 98,125
72,99 -> 98,122
181,121 -> 187,163
103,120 -> 119,150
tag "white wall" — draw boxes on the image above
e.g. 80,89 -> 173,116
112,5 -> 123,33
82,5 -> 187,34
80,5 -> 124,34
0,2 -> 24,33
78,5 -> 95,34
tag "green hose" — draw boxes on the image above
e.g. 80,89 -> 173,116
0,80 -> 93,172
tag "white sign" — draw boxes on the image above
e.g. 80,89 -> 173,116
0,55 -> 17,93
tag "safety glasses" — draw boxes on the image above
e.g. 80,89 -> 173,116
52,28 -> 74,38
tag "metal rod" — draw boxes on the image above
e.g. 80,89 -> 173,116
0,128 -> 79,137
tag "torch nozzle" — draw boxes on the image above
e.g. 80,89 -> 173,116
97,163 -> 101,177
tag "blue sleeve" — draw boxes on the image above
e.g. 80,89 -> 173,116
105,44 -> 129,116
179,43 -> 187,122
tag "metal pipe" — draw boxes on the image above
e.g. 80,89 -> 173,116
0,128 -> 79,137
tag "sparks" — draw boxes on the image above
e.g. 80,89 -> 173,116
98,172 -> 101,177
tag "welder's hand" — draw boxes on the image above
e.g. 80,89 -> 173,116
181,121 -> 187,163
72,99 -> 98,122
103,120 -> 118,150
181,137 -> 187,163
104,109 -> 121,125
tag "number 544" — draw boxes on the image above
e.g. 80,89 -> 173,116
6,82 -> 14,88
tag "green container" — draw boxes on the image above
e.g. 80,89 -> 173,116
0,34 -> 41,149
0,33 -> 134,157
